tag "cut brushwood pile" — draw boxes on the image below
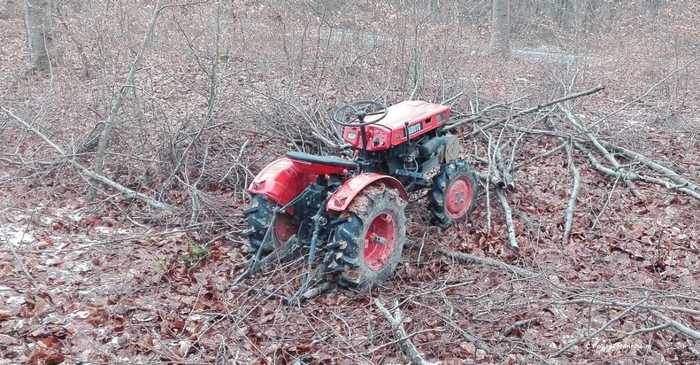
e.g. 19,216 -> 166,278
443,85 -> 699,250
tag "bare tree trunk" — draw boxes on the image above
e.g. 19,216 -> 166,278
573,0 -> 589,33
24,0 -> 52,72
90,1 -> 162,199
488,0 -> 510,56
1,0 -> 17,19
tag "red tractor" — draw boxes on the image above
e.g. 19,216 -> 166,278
244,100 -> 478,289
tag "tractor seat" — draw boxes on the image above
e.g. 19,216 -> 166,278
286,151 -> 358,170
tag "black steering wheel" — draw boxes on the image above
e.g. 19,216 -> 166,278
332,100 -> 388,127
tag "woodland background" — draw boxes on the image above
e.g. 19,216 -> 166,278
0,0 -> 698,364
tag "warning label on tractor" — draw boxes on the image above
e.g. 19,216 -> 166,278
407,123 -> 422,135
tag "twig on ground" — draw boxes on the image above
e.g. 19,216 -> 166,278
654,312 -> 700,341
2,107 -> 176,212
444,85 -> 604,133
1,210 -> 37,287
614,323 -> 670,342
502,318 -> 539,338
512,142 -> 567,172
574,141 -> 700,201
552,298 -> 700,316
560,106 -> 640,196
562,141 -> 581,244
374,299 -> 437,365
407,241 -> 536,277
495,187 -> 519,251
591,175 -> 620,230
553,297 -> 649,357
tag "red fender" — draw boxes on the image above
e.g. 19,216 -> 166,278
247,158 -> 317,206
326,173 -> 408,212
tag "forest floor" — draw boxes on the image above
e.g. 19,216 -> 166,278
1,117 -> 698,364
1,7 -> 700,365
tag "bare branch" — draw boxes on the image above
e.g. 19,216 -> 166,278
374,299 -> 437,365
2,107 -> 175,212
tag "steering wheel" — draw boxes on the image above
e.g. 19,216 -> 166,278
332,100 -> 388,127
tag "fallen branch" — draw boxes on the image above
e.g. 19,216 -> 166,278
560,106 -> 640,196
512,142 -> 567,172
408,241 -> 536,277
495,188 -> 519,251
603,143 -> 700,193
614,323 -> 671,342
374,299 -> 437,365
502,318 -> 538,338
2,107 -> 175,212
562,142 -> 580,244
654,312 -> 700,341
553,297 -> 649,357
552,298 -> 700,316
574,141 -> 700,201
444,85 -> 605,133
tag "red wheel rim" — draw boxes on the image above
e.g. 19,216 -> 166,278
363,212 -> 397,271
273,213 -> 297,244
445,177 -> 473,220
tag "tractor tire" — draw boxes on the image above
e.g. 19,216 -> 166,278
243,195 -> 298,255
429,159 -> 479,228
326,185 -> 407,289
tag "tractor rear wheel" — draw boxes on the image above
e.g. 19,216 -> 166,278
326,185 -> 407,289
243,195 -> 299,255
429,159 -> 479,228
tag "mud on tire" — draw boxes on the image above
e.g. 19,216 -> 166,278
243,195 -> 297,255
325,184 -> 407,289
429,159 -> 479,228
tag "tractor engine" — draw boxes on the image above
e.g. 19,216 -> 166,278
381,132 -> 462,191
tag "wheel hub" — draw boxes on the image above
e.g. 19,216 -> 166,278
363,212 -> 396,271
273,213 -> 298,246
445,178 -> 473,220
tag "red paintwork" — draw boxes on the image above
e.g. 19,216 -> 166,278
445,177 -> 473,219
273,213 -> 298,243
247,158 -> 317,206
342,100 -> 450,151
364,212 -> 396,271
326,173 -> 408,212
342,124 -> 392,151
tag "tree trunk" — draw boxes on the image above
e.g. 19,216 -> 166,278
24,0 -> 52,72
488,0 -> 510,56
1,1 -> 17,19
90,1 -> 162,199
572,0 -> 591,35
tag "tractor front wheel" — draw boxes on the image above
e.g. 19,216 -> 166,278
429,159 -> 479,228
327,185 -> 407,289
